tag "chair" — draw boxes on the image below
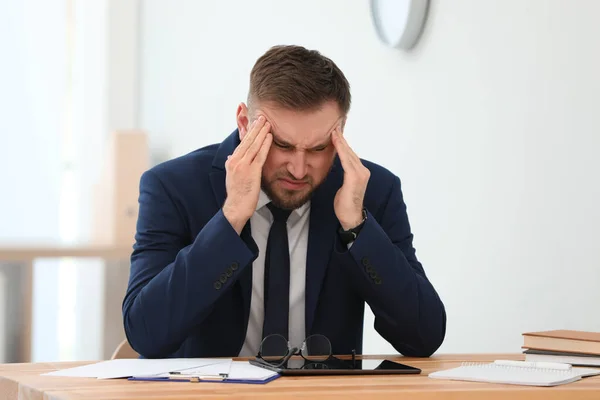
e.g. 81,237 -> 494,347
111,339 -> 139,359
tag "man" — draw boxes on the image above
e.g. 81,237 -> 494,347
122,45 -> 446,359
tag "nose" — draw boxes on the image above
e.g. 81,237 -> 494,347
287,150 -> 308,180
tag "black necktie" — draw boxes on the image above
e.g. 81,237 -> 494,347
262,203 -> 292,340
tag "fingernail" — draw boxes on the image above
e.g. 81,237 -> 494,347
258,115 -> 265,122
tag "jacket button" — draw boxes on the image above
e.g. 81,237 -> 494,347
230,262 -> 239,271
219,274 -> 227,283
374,277 -> 382,285
361,257 -> 370,266
214,281 -> 222,290
366,265 -> 374,274
225,267 -> 233,277
369,271 -> 378,279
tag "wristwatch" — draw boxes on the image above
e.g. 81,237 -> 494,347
338,209 -> 367,245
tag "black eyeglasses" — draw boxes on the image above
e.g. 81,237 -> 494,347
251,333 -> 335,369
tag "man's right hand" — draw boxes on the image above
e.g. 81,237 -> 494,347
223,115 -> 273,234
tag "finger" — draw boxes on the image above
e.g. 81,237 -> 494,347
234,116 -> 266,156
333,130 -> 356,171
254,133 -> 273,166
335,132 -> 370,181
236,117 -> 262,152
232,127 -> 253,159
336,130 -> 361,164
243,121 -> 270,162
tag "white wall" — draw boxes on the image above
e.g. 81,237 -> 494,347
139,0 -> 600,354
0,0 -> 64,243
0,0 -> 67,363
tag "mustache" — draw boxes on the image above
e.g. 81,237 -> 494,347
274,172 -> 312,184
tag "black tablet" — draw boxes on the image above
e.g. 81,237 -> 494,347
249,357 -> 421,376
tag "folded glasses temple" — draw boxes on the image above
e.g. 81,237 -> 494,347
256,346 -> 300,368
249,358 -> 281,372
277,346 -> 300,367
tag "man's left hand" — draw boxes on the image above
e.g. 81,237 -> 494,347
332,128 -> 371,230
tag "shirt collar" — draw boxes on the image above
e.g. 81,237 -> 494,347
256,190 -> 311,219
256,190 -> 271,211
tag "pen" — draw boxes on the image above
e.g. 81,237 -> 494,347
494,360 -> 572,370
168,374 -> 226,382
168,371 -> 228,382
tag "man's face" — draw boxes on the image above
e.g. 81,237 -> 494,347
237,100 -> 342,210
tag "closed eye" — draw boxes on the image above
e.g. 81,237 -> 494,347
273,137 -> 329,152
274,141 -> 293,150
311,145 -> 328,152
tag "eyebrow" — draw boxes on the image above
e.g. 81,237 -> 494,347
271,132 -> 331,151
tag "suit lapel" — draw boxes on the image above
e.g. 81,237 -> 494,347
209,130 -> 254,341
305,160 -> 343,335
238,222 -> 253,330
208,170 -> 226,209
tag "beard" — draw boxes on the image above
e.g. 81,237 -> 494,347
261,159 -> 335,210
262,165 -> 336,210
261,172 -> 315,210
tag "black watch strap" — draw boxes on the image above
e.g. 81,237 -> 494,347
338,209 -> 367,245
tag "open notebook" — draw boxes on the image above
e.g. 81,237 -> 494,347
429,360 -> 600,387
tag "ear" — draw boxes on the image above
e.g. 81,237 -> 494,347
236,103 -> 250,141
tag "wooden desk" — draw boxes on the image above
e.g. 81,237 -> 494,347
1,354 -> 600,399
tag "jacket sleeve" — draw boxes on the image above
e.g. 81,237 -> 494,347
334,175 -> 446,357
122,169 -> 258,358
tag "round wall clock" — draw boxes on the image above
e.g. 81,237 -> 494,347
370,0 -> 429,50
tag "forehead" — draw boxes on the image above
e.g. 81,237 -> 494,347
255,101 -> 342,147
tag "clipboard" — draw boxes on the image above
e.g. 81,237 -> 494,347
127,361 -> 280,384
127,374 -> 280,384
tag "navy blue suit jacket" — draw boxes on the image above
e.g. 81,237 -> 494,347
122,130 -> 446,359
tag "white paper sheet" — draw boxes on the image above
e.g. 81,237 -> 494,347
136,360 -> 234,378
42,358 -> 231,379
227,361 -> 278,380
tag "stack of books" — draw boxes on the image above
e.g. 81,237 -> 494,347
522,330 -> 600,367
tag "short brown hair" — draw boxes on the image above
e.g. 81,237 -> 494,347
248,45 -> 351,116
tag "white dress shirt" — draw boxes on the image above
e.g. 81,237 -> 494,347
238,190 -> 310,356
